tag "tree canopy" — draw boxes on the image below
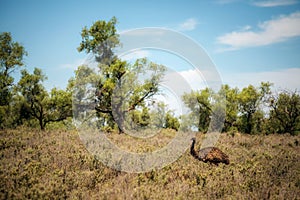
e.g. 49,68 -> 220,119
75,17 -> 166,133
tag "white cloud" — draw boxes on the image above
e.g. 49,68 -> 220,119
221,68 -> 300,91
253,0 -> 298,7
173,69 -> 222,90
178,18 -> 198,31
217,12 -> 300,50
170,68 -> 300,92
241,25 -> 252,31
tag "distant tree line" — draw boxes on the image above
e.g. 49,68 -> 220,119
182,83 -> 300,135
0,18 -> 299,135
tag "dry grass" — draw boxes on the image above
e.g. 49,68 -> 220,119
0,128 -> 299,199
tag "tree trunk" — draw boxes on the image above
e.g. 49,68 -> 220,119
246,112 -> 252,134
117,111 -> 125,134
118,125 -> 124,134
39,118 -> 45,130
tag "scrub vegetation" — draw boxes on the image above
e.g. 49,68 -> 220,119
0,128 -> 299,199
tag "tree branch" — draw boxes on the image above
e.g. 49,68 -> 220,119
126,89 -> 155,112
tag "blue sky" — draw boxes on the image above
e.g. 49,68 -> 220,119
1,0 -> 300,91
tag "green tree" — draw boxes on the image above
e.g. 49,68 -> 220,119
149,102 -> 166,128
268,91 -> 300,135
77,17 -> 165,133
127,106 -> 151,129
0,32 -> 27,106
17,68 -> 72,130
238,85 -> 260,133
71,65 -> 101,123
146,102 -> 180,131
218,84 -> 239,132
237,82 -> 272,134
182,88 -> 212,132
139,107 -> 151,127
164,111 -> 180,131
0,32 -> 27,128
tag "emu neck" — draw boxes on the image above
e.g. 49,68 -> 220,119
190,140 -> 198,159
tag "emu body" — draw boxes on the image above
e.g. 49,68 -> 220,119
190,138 -> 229,165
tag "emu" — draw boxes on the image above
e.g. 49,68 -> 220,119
190,138 -> 229,165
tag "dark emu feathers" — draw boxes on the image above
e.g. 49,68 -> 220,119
190,138 -> 229,165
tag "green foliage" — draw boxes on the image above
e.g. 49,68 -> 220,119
0,105 -> 12,129
237,83 -> 272,134
78,16 -> 119,64
182,88 -> 213,132
164,111 -> 180,131
127,106 -> 151,128
182,83 -> 278,134
237,85 -> 261,133
0,32 -> 27,128
139,107 -> 151,127
126,102 -> 180,131
76,18 -> 166,133
0,32 -> 27,106
219,84 -> 239,132
0,24 -> 298,136
150,102 -> 167,128
268,91 -> 300,135
46,88 -> 73,123
16,68 -> 72,130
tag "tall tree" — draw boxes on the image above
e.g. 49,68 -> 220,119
76,17 -> 165,133
0,32 -> 27,128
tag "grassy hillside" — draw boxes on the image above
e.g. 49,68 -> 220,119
0,128 -> 299,199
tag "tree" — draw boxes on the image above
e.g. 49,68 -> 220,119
76,17 -> 166,133
238,85 -> 260,133
237,82 -> 272,134
150,102 -> 167,129
182,88 -> 212,132
218,84 -> 239,132
268,91 -> 300,135
0,32 -> 27,128
164,111 -> 180,131
139,107 -> 151,127
127,106 -> 151,129
17,68 -> 72,130
0,32 -> 27,106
